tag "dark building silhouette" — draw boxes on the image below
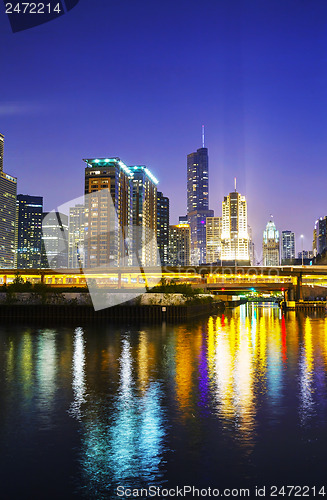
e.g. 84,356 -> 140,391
16,194 -> 43,269
157,191 -> 169,266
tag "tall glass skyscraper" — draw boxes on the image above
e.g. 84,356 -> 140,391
16,194 -> 43,268
221,188 -> 249,262
157,191 -> 169,266
0,133 -> 17,268
84,158 -> 133,268
130,165 -> 158,267
281,230 -> 295,263
187,146 -> 213,264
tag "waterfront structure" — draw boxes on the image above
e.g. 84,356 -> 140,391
313,217 -> 327,256
168,223 -> 190,266
0,133 -> 17,268
187,145 -> 214,264
41,211 -> 68,268
68,204 -> 85,268
281,230 -> 295,263
157,191 -> 169,266
84,158 -> 133,268
130,165 -> 158,267
206,217 -> 222,263
221,185 -> 249,262
16,194 -> 43,269
263,219 -> 280,266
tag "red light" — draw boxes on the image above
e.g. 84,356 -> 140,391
221,288 -> 225,291
281,288 -> 284,291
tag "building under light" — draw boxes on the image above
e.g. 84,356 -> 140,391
0,133 -> 17,268
84,158 -> 133,268
130,165 -> 158,267
221,187 -> 249,262
41,211 -> 68,268
206,217 -> 222,263
281,230 -> 295,263
16,194 -> 43,269
262,219 -> 280,266
187,145 -> 214,264
68,204 -> 86,269
313,217 -> 327,256
157,191 -> 169,267
168,223 -> 190,266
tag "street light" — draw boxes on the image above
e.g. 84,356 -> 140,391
301,234 -> 304,266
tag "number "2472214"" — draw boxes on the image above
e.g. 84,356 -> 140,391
5,3 -> 62,14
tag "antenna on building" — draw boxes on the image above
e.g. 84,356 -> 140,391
234,177 -> 237,192
202,125 -> 205,148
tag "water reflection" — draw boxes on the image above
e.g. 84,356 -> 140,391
2,306 -> 327,497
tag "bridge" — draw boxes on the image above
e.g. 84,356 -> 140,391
1,265 -> 327,302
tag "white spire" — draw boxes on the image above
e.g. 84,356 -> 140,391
202,125 -> 205,148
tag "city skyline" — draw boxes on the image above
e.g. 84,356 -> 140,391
1,0 -> 327,252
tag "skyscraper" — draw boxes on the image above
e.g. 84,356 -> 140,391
0,133 -> 17,268
16,194 -> 43,269
157,191 -> 169,266
187,144 -> 213,264
84,158 -> 132,268
262,219 -> 280,266
281,230 -> 295,263
221,185 -> 249,262
130,165 -> 158,267
313,217 -> 327,256
168,223 -> 190,266
68,204 -> 85,268
206,217 -> 222,263
41,211 -> 68,268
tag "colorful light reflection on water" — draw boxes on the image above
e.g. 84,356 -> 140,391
2,304 -> 327,498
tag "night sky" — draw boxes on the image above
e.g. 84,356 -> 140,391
1,0 -> 327,254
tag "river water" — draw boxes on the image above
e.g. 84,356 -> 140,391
1,304 -> 327,499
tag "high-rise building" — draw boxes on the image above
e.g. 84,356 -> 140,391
84,158 -> 132,268
68,204 -> 85,269
157,191 -> 169,267
130,166 -> 158,267
187,145 -> 214,264
313,217 -> 327,256
262,219 -> 280,266
0,133 -> 4,172
0,133 -> 17,268
16,195 -> 43,269
248,225 -> 255,266
281,230 -> 295,263
168,223 -> 190,266
41,211 -> 68,268
187,147 -> 209,213
221,186 -> 249,262
206,217 -> 222,263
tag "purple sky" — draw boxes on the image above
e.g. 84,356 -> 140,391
1,0 -> 327,254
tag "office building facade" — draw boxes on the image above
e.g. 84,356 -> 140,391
16,194 -> 43,269
0,133 -> 17,268
68,204 -> 85,269
313,217 -> 327,256
157,191 -> 169,266
187,146 -> 214,264
168,223 -> 190,266
206,216 -> 222,263
263,219 -> 280,266
221,189 -> 249,262
84,158 -> 132,268
42,211 -> 69,268
281,230 -> 295,263
130,166 -> 158,267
